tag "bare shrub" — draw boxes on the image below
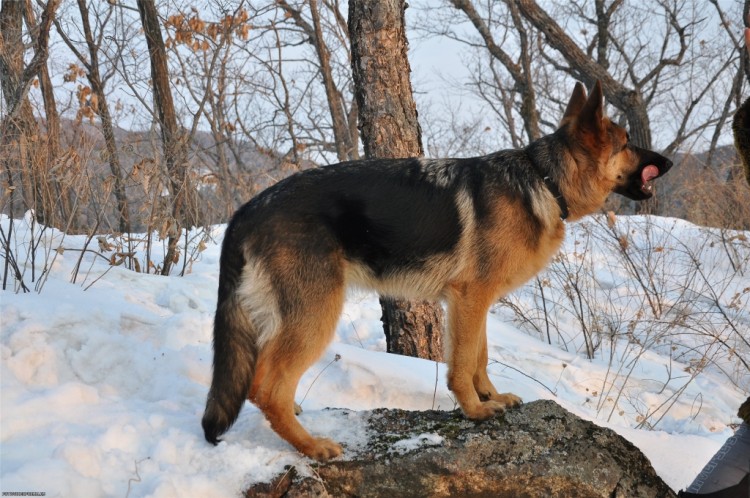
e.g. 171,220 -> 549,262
677,160 -> 750,231
497,214 -> 750,429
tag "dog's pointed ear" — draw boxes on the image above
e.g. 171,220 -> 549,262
561,82 -> 587,124
577,80 -> 604,132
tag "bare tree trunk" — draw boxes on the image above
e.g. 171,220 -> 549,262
516,0 -> 653,149
0,0 -> 58,121
451,0 -> 541,143
136,0 -> 198,275
380,298 -> 444,360
349,0 -> 444,362
72,0 -> 131,234
206,49 -> 236,218
24,0 -> 59,159
278,0 -> 356,161
309,0 -> 356,160
0,0 -> 60,226
24,0 -> 74,228
1,0 -> 39,220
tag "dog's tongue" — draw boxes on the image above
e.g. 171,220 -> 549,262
641,165 -> 660,184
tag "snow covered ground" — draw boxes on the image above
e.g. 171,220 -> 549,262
1,213 -> 748,497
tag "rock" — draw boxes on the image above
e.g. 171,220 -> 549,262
246,399 -> 676,498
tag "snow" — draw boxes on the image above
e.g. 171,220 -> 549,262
390,433 -> 445,454
1,214 -> 748,497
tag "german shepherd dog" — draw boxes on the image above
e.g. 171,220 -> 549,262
202,81 -> 672,461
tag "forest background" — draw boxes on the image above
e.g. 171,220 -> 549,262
2,0 -> 748,281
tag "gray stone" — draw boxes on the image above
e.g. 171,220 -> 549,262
246,399 -> 676,498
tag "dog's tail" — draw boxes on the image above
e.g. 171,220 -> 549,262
202,231 -> 259,445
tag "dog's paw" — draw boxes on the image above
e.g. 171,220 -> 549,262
479,392 -> 522,409
495,392 -> 522,409
463,400 -> 508,420
463,393 -> 523,421
301,437 -> 343,462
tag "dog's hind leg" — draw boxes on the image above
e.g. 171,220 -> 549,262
473,322 -> 522,408
446,284 -> 519,420
250,280 -> 345,461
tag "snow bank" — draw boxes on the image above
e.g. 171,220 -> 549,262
1,214 -> 747,496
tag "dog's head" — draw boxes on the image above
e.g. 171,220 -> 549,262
559,81 -> 672,204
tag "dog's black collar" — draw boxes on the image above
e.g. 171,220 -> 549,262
543,176 -> 569,221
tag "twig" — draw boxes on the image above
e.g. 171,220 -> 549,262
0,222 -> 30,293
71,217 -> 102,284
489,359 -> 556,397
83,263 -> 116,292
432,361 -> 439,410
125,457 -> 149,498
298,354 -> 341,408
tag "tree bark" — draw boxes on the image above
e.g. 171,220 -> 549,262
136,0 -> 198,275
0,0 -> 58,122
349,0 -> 444,362
1,0 -> 39,220
380,298 -> 444,361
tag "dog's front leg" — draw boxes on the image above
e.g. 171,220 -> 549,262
474,323 -> 522,408
446,284 -> 521,420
